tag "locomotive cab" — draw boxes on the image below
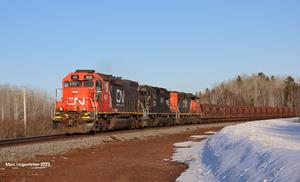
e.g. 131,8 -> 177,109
53,70 -> 104,129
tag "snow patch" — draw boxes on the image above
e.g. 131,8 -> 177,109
189,135 -> 209,140
173,141 -> 194,148
205,131 -> 217,135
173,118 -> 300,182
172,141 -> 201,164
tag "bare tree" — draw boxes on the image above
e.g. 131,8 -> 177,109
199,73 -> 300,108
0,85 -> 55,139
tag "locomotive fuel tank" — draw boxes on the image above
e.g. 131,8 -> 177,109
107,117 -> 134,130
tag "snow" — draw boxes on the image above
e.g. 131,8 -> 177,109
205,131 -> 217,135
189,135 -> 209,141
173,141 -> 195,148
172,118 -> 300,182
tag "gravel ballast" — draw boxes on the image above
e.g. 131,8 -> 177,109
0,122 -> 238,163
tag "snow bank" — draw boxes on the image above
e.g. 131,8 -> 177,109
173,118 -> 300,182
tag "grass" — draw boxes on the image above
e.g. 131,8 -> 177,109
0,118 -> 54,140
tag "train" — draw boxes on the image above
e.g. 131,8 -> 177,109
52,70 -> 297,133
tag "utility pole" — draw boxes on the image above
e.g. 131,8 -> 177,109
23,88 -> 27,136
0,92 -> 3,121
1,101 -> 4,121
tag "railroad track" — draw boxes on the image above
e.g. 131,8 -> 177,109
0,134 -> 68,146
0,116 -> 295,147
0,120 -> 241,147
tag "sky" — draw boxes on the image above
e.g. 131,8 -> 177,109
0,0 -> 299,95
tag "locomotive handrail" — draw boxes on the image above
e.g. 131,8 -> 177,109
88,88 -> 97,120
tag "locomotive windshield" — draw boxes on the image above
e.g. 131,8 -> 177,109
64,80 -> 94,87
64,81 -> 82,87
83,80 -> 94,87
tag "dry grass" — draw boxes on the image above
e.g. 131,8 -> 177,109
0,118 -> 54,140
27,118 -> 54,137
0,120 -> 24,140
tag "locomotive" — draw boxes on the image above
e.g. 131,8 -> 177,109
52,70 -> 296,133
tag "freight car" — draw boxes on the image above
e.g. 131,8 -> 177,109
52,70 -> 297,133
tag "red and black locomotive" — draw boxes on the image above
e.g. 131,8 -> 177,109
53,70 -> 296,133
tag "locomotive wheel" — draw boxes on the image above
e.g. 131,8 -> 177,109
139,119 -> 148,128
93,121 -> 103,133
101,119 -> 110,131
131,118 -> 139,129
146,119 -> 158,127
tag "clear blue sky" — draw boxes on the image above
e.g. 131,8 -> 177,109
0,0 -> 299,95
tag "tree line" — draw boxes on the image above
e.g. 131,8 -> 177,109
198,73 -> 300,112
0,85 -> 54,139
1,73 -> 299,139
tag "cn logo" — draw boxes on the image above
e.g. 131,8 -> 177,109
68,97 -> 85,106
116,89 -> 125,104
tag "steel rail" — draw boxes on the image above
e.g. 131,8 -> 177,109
0,134 -> 68,146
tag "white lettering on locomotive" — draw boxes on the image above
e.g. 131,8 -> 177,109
183,99 -> 188,109
116,89 -> 125,104
68,97 -> 86,106
160,97 -> 164,104
166,99 -> 170,107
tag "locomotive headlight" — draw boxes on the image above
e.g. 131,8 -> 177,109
71,75 -> 79,80
59,108 -> 64,111
83,108 -> 86,111
84,75 -> 93,80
